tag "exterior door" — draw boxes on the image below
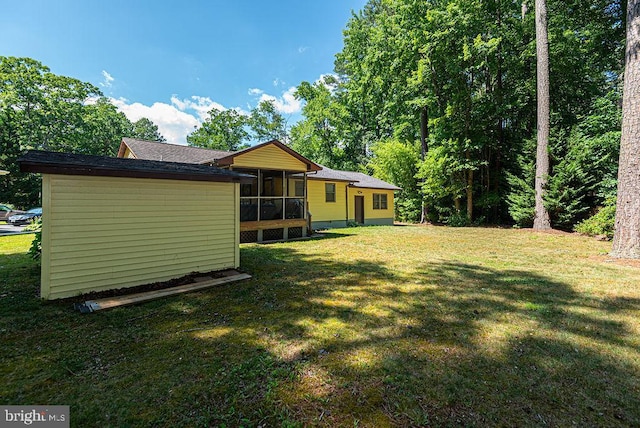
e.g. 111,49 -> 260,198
355,195 -> 365,224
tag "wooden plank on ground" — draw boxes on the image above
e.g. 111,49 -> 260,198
78,272 -> 251,312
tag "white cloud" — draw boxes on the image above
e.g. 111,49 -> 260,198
248,86 -> 302,115
272,78 -> 285,87
170,95 -> 224,121
248,88 -> 264,95
298,46 -> 309,54
84,95 -> 101,105
110,97 -> 200,145
109,95 -> 252,145
316,73 -> 339,86
101,70 -> 114,87
312,73 -> 341,95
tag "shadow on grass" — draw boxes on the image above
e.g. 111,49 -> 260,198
307,231 -> 354,241
416,262 -> 635,349
251,231 -> 354,246
0,251 -> 40,312
1,242 -> 639,426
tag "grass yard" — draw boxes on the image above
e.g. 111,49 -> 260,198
1,226 -> 640,427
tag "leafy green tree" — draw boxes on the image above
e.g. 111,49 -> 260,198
329,0 -> 624,226
0,109 -> 40,208
130,118 -> 165,142
544,150 -> 594,229
508,91 -> 622,229
0,56 -> 145,207
368,139 -> 421,222
417,140 -> 476,223
290,77 -> 349,169
545,92 -> 621,229
187,109 -> 250,151
336,0 -> 526,223
0,56 -> 107,207
336,1 -> 418,150
248,100 -> 288,143
0,57 -> 101,152
81,97 -> 134,156
506,163 -> 536,227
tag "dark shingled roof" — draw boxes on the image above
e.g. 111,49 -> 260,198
304,166 -> 352,182
306,166 -> 401,190
120,138 -> 232,164
19,150 -> 254,183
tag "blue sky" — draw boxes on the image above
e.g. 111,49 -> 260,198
1,0 -> 366,144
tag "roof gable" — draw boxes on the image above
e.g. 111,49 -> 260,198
215,140 -> 322,171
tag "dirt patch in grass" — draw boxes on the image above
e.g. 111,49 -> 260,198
59,269 -> 236,303
588,254 -> 640,269
516,227 -> 574,235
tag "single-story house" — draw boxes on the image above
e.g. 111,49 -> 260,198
118,138 -> 401,242
303,165 -> 403,230
19,150 -> 252,299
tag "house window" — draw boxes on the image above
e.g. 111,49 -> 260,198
373,193 -> 388,210
294,180 -> 305,197
325,183 -> 336,202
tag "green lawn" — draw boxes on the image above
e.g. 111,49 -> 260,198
1,226 -> 639,427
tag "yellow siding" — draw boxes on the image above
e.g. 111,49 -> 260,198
232,144 -> 307,171
287,178 -> 305,196
348,188 -> 395,220
307,180 -> 347,221
42,175 -> 238,299
40,175 -> 52,300
122,147 -> 135,158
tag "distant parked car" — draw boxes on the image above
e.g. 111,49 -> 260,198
7,208 -> 42,226
0,204 -> 24,222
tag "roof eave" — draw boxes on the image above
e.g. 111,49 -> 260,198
20,162 -> 253,184
349,183 -> 402,191
305,175 -> 354,183
19,151 -> 254,184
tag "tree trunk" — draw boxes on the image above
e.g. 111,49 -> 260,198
493,1 -> 504,223
611,0 -> 640,258
419,106 -> 429,223
419,106 -> 429,158
533,0 -> 552,230
467,169 -> 474,221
